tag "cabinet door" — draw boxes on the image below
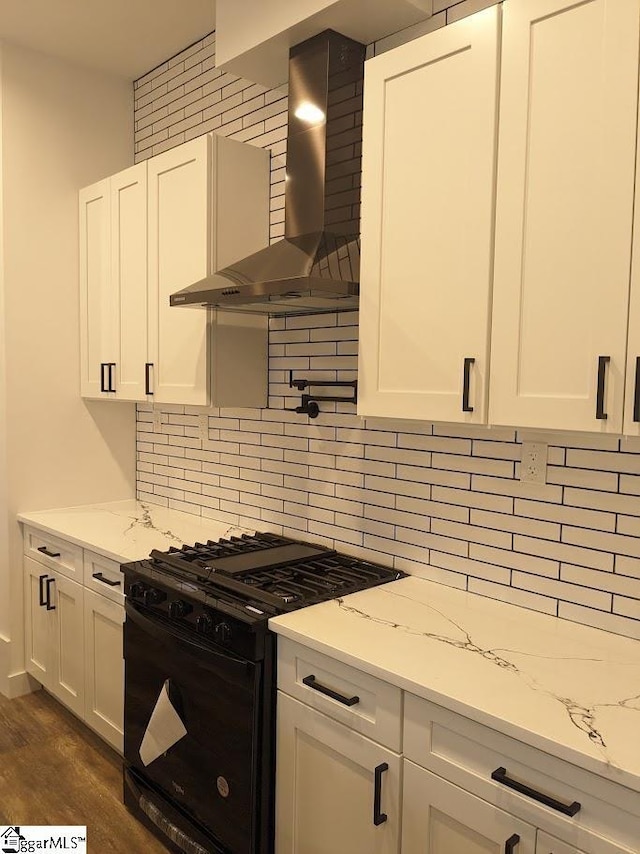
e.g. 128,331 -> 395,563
84,589 -> 124,753
402,760 -> 536,854
358,7 -> 499,423
536,832 -> 585,854
111,163 -> 148,402
24,557 -> 53,687
48,571 -> 84,718
147,135 -> 211,406
79,179 -> 113,398
276,692 -> 401,854
489,0 -> 640,432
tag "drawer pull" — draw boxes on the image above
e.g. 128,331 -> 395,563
301,675 -> 360,707
491,767 -> 581,817
373,762 -> 388,826
38,574 -> 48,607
505,834 -> 520,854
45,577 -> 56,611
93,572 -> 121,587
37,546 -> 60,558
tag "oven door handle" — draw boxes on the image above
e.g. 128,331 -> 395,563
125,601 -> 251,676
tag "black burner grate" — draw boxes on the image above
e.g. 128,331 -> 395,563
148,532 -> 404,612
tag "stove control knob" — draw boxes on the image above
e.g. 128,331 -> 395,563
214,622 -> 233,646
168,600 -> 192,619
195,614 -> 214,635
143,587 -> 166,607
129,582 -> 146,599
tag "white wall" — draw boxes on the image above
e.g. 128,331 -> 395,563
0,41 -> 137,696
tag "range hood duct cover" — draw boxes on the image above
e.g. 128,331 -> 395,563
170,29 -> 365,316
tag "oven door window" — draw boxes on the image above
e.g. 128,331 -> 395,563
124,602 -> 261,854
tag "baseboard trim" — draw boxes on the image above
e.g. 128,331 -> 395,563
0,637 -> 40,698
5,669 -> 40,699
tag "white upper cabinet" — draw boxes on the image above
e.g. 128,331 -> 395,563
80,133 -> 270,407
79,179 -> 111,398
489,0 -> 640,433
80,164 -> 147,402
358,6 -> 500,423
111,164 -> 148,401
147,136 -> 211,407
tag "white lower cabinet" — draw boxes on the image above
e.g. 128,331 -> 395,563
536,833 -> 585,854
24,556 -> 84,718
23,531 -> 125,753
84,588 -> 124,752
402,760 -> 536,854
275,640 -> 640,854
276,692 -> 401,854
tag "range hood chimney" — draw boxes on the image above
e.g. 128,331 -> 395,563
170,30 -> 366,316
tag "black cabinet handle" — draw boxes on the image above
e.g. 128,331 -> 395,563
302,675 -> 360,707
38,574 -> 48,607
45,577 -> 56,611
462,357 -> 475,413
596,355 -> 610,420
93,572 -> 121,587
634,357 -> 640,423
145,363 -> 154,396
100,362 -> 107,393
37,546 -> 60,558
505,834 -> 520,854
373,762 -> 388,826
107,363 -> 116,393
491,767 -> 581,816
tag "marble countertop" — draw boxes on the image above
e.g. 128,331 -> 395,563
17,500 -> 252,564
270,576 -> 640,793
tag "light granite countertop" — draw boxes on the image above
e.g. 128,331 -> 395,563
269,576 -> 640,794
17,502 -> 640,793
17,499 -> 253,565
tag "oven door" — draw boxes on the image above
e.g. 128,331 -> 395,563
124,601 -> 261,854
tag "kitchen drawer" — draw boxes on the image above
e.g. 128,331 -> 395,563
84,551 -> 124,606
23,526 -> 83,582
404,694 -> 639,854
277,637 -> 402,752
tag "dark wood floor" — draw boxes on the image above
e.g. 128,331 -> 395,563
0,688 -> 169,852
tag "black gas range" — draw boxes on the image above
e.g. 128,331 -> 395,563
122,532 -> 403,854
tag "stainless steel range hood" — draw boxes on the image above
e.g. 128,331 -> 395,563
170,30 -> 365,316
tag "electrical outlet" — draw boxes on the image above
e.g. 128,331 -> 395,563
198,414 -> 209,442
153,409 -> 162,432
520,442 -> 547,484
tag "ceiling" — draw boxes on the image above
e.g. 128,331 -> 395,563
0,0 -> 216,80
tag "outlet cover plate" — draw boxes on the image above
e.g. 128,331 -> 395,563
520,442 -> 547,484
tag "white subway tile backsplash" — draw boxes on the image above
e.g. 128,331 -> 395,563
514,498 -> 616,532
468,579 -> 557,616
511,572 -> 612,611
514,536 -> 613,573
135,30 -> 640,642
432,518 -> 512,550
470,544 -> 557,578
558,602 -> 640,641
561,564 -> 640,598
562,527 -> 640,560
